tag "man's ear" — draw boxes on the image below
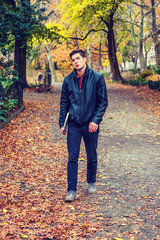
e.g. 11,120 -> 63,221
84,57 -> 87,63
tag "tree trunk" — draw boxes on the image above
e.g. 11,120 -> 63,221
139,0 -> 146,72
14,36 -> 28,89
128,5 -> 138,68
45,44 -> 57,83
151,0 -> 160,65
13,0 -> 30,89
98,36 -> 102,72
74,31 -> 79,49
106,19 -> 124,82
28,54 -> 35,78
87,45 -> 93,69
44,62 -> 51,88
28,61 -> 33,78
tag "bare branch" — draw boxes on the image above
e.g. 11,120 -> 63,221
116,18 -> 140,28
69,29 -> 108,41
133,2 -> 150,9
143,28 -> 160,41
133,0 -> 160,12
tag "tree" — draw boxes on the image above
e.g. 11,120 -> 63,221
128,0 -> 160,69
139,0 -> 147,71
151,0 -> 160,65
0,0 -> 59,88
51,43 -> 72,76
127,4 -> 139,68
45,44 -> 57,82
59,0 -> 126,82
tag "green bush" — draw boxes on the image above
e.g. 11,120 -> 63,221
136,70 -> 153,80
0,58 -> 20,122
148,80 -> 160,91
128,79 -> 140,86
129,68 -> 140,75
103,72 -> 110,78
146,65 -> 156,70
0,80 -> 19,121
100,71 -> 111,78
138,78 -> 149,86
128,78 -> 148,87
154,65 -> 160,75
0,99 -> 18,121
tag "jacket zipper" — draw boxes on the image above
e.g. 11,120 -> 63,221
79,77 -> 84,125
74,75 -> 82,125
80,87 -> 82,125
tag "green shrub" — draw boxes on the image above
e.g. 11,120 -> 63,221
129,68 -> 140,75
0,93 -> 19,121
0,101 -> 8,121
128,78 -> 148,87
128,79 -> 140,86
138,78 -> 149,86
0,58 -> 20,122
148,80 -> 160,91
136,70 -> 153,80
147,65 -> 155,70
100,71 -> 111,78
154,65 -> 160,75
0,99 -> 18,121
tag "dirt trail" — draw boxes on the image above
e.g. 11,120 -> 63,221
50,83 -> 160,239
92,84 -> 160,239
0,83 -> 159,239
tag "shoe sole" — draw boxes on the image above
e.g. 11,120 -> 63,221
88,190 -> 97,194
65,198 -> 75,202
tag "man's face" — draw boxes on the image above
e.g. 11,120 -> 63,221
71,53 -> 86,70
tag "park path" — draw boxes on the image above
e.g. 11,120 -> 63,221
91,84 -> 160,239
48,82 -> 160,239
0,82 -> 160,239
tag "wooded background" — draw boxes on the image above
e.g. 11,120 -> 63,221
0,0 -> 160,122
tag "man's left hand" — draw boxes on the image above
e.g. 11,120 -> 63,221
89,122 -> 98,133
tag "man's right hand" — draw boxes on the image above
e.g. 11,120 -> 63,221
60,127 -> 66,135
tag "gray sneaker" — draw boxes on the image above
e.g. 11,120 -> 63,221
88,183 -> 96,194
65,190 -> 76,202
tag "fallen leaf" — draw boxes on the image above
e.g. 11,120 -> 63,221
21,234 -> 28,239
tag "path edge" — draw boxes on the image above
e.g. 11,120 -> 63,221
0,105 -> 25,129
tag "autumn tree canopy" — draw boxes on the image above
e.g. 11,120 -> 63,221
58,0 -> 127,81
0,0 -> 60,88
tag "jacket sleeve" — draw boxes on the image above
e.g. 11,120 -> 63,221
91,75 -> 108,125
59,79 -> 69,128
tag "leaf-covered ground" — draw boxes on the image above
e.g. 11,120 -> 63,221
0,83 -> 160,239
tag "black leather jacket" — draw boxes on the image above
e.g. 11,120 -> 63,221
59,65 -> 108,128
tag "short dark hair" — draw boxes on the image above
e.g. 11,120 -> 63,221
69,49 -> 86,59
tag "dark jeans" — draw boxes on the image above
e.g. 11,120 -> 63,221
67,122 -> 99,192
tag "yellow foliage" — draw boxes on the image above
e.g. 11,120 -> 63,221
147,74 -> 160,82
102,58 -> 110,68
51,43 -> 72,71
117,51 -> 123,65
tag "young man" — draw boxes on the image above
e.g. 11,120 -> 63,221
59,49 -> 108,201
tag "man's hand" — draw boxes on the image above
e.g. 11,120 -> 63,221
60,127 -> 66,135
89,122 -> 98,133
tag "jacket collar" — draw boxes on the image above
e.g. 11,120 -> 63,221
72,64 -> 90,78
